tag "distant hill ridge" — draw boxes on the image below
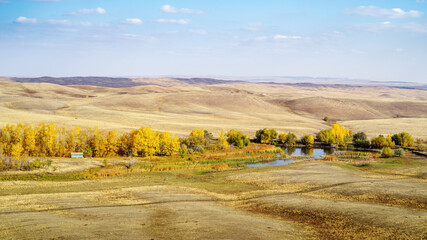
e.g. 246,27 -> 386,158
11,76 -> 234,88
9,76 -> 427,90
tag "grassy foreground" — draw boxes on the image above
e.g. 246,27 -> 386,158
0,146 -> 426,240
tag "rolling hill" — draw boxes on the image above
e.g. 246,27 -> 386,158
0,77 -> 426,138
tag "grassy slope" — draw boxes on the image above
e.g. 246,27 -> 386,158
0,80 -> 426,138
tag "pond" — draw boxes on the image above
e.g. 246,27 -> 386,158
247,159 -> 295,167
283,147 -> 343,158
247,147 -> 350,168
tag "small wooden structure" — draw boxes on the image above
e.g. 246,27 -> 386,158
71,152 -> 84,158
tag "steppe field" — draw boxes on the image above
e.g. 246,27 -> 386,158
0,77 -> 426,138
0,77 -> 426,240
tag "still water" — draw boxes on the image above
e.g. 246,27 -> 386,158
247,147 -> 346,168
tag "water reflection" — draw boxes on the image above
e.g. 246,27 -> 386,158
286,146 -> 296,156
301,147 -> 313,156
281,147 -> 336,158
249,147 -> 362,168
324,148 -> 335,155
247,160 -> 294,167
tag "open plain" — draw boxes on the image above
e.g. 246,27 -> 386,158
0,77 -> 426,239
0,152 -> 426,240
0,77 -> 426,138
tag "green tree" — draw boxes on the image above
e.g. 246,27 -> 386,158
386,134 -> 396,148
227,129 -> 249,148
394,148 -> 404,157
180,145 -> 188,158
392,134 -> 400,146
353,132 -> 369,148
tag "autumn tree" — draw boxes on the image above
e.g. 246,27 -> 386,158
371,135 -> 388,149
188,129 -> 207,148
317,129 -> 335,145
317,123 -> 350,146
255,128 -> 277,144
386,134 -> 396,148
285,133 -> 297,145
397,132 -> 414,147
331,123 -> 351,146
11,142 -> 24,160
301,134 -> 314,146
104,130 -> 119,157
214,130 -> 230,151
118,132 -> 131,156
35,123 -> 57,157
226,129 -> 249,149
158,132 -> 180,156
23,125 -> 37,156
278,133 -> 287,144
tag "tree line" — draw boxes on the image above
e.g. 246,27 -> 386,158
0,123 -> 181,159
0,122 -> 418,160
254,123 -> 416,150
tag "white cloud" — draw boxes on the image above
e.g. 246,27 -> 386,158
46,19 -> 71,25
345,6 -> 423,19
46,19 -> 93,27
160,4 -> 204,14
122,33 -> 138,38
244,23 -> 262,31
254,36 -> 268,41
67,7 -> 106,16
15,16 -> 37,24
273,35 -> 303,40
121,18 -> 143,25
156,19 -> 190,25
189,29 -> 207,35
351,21 -> 427,33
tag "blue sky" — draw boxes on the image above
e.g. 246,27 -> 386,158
0,0 -> 426,82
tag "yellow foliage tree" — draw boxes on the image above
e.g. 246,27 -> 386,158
386,134 -> 396,148
188,129 -> 207,147
278,133 -> 287,144
158,132 -> 180,156
215,130 -> 230,150
130,127 -> 159,157
11,143 -> 24,160
66,126 -> 81,154
331,123 -> 350,146
23,125 -> 37,156
301,134 -> 314,146
105,130 -> 119,157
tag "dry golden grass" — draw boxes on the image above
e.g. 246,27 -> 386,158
0,79 -> 425,138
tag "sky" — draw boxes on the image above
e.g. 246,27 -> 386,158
0,0 -> 426,83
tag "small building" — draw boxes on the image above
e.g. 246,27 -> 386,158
71,152 -> 84,158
